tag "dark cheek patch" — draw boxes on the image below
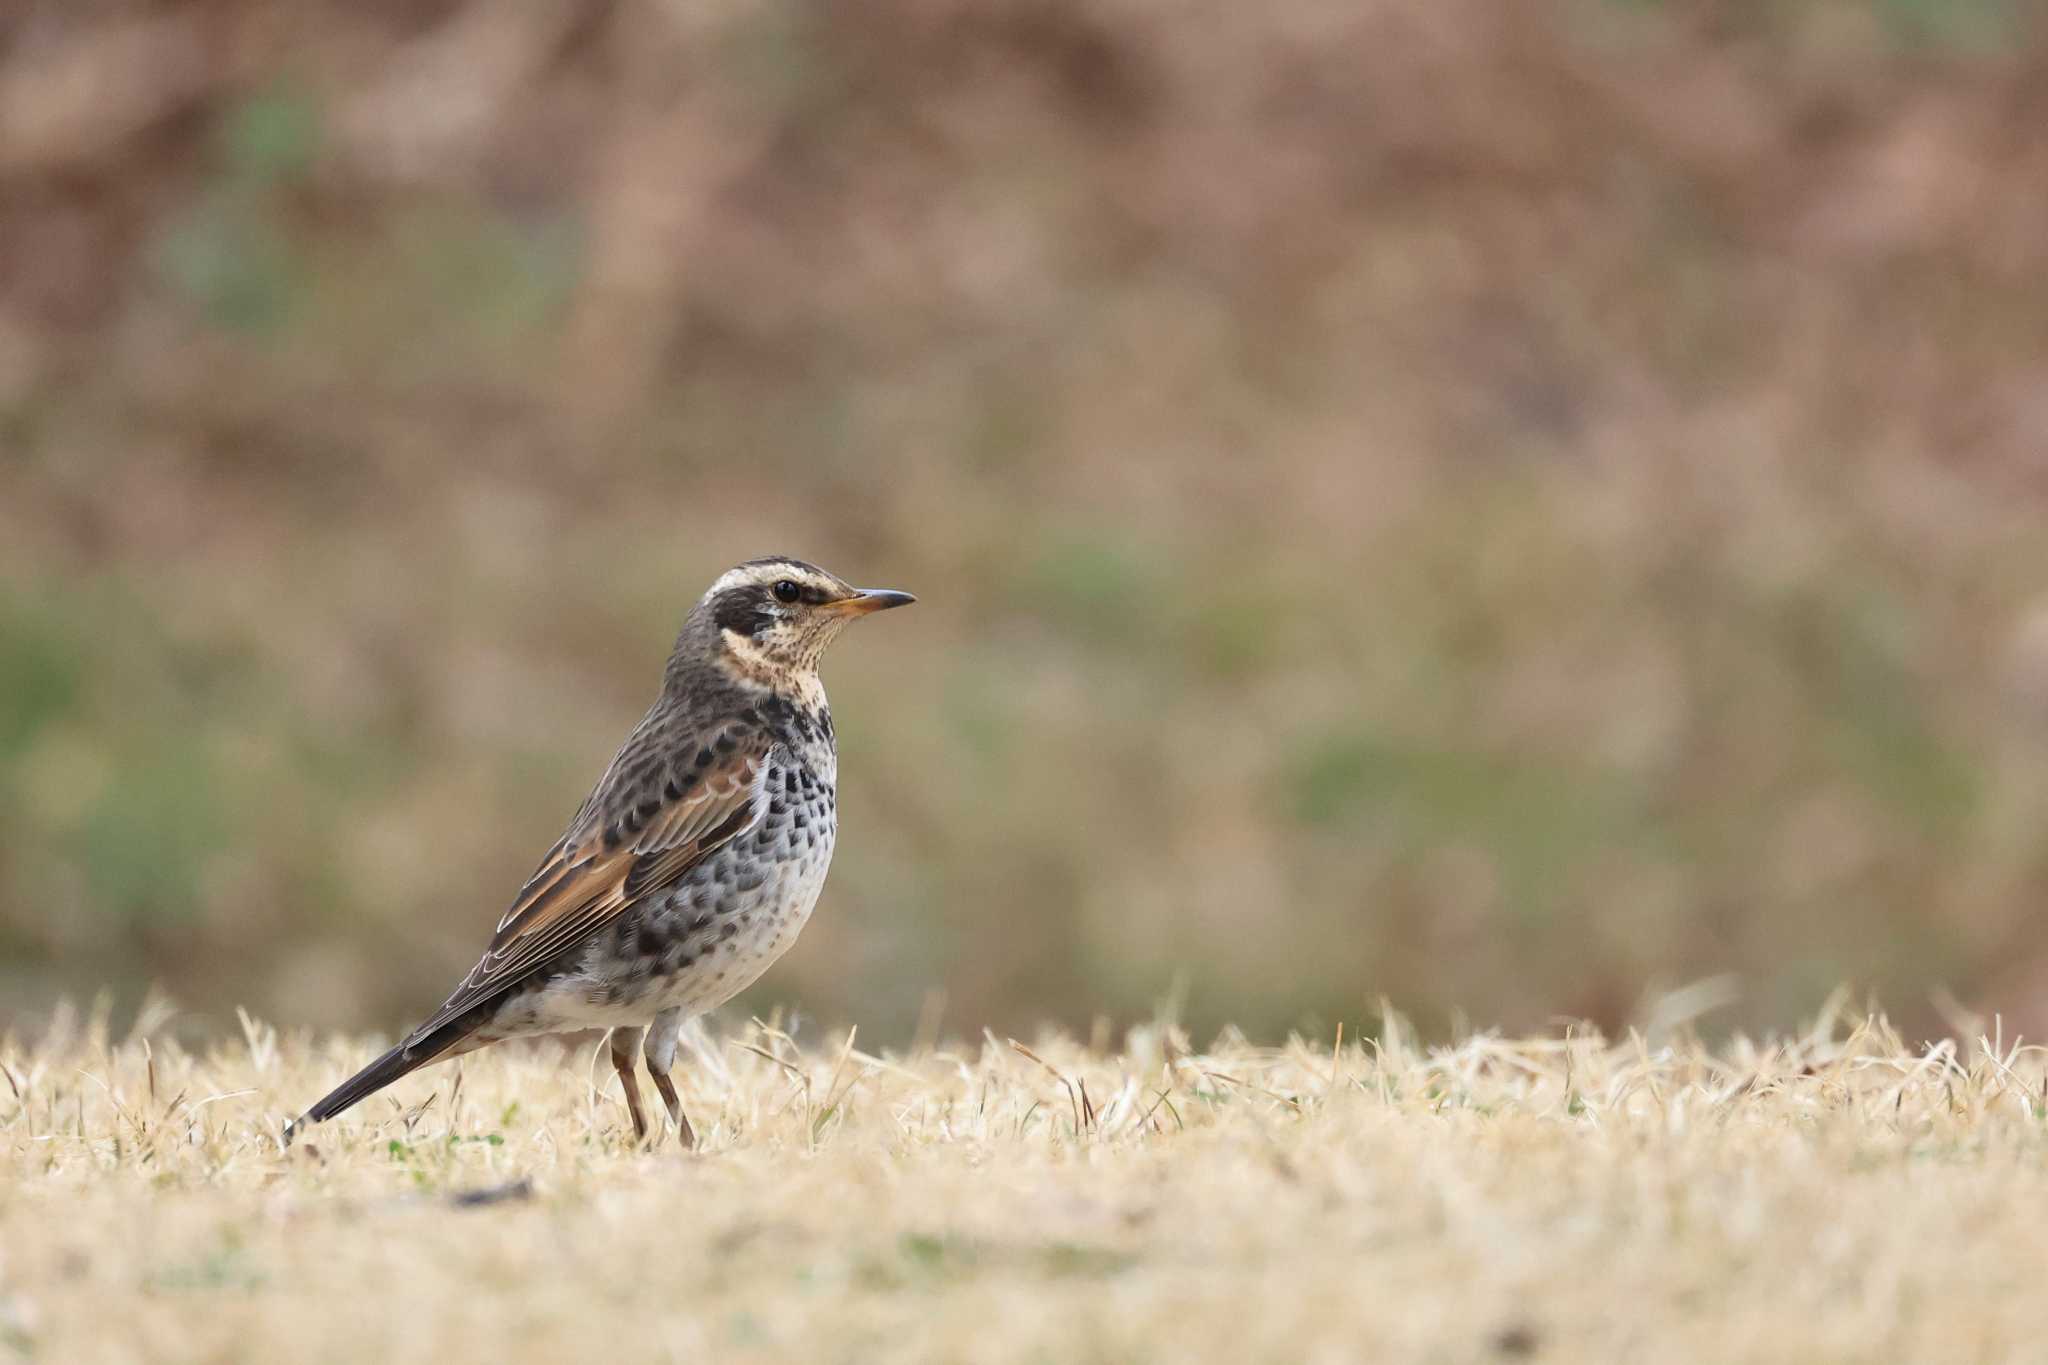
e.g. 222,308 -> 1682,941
713,586 -> 775,636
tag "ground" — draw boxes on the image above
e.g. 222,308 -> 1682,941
4,1000 -> 2047,1363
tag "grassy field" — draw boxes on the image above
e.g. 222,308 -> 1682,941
5,1000 -> 2047,1363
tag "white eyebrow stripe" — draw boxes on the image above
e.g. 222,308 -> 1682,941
708,565 -> 794,595
708,567 -> 763,595
706,563 -> 841,599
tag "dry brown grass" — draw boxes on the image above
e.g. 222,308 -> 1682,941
6,996 -> 2048,1363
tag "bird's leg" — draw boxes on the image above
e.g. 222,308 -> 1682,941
643,1007 -> 695,1149
608,1025 -> 649,1144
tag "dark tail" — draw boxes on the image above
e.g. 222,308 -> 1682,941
285,1020 -> 469,1142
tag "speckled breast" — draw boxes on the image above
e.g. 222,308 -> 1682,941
585,745 -> 838,1018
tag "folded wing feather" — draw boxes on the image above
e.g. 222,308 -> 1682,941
398,728 -> 772,1055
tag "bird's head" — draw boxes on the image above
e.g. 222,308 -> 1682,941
687,556 -> 914,690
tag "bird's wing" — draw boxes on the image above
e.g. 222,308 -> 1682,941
400,723 -> 773,1051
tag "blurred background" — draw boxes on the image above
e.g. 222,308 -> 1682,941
5,0 -> 2048,1047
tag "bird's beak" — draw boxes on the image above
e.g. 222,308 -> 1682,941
828,588 -> 917,616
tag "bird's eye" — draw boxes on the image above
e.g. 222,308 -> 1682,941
773,579 -> 801,604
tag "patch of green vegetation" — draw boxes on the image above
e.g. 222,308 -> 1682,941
966,378 -> 1053,472
1595,0 -> 2026,51
897,1232 -> 959,1271
1876,0 -> 2022,50
940,660 -> 1018,765
0,595 -> 80,760
220,88 -> 322,184
388,203 -> 583,341
1037,1241 -> 1139,1278
1778,586 -> 1977,835
155,192 -> 303,334
1021,536 -> 1159,644
714,1 -> 831,119
153,85 -> 322,333
1834,686 -> 1976,837
1175,572 -> 1291,681
144,1232 -> 266,1294
71,739 -> 227,925
884,1233 -> 1136,1286
1286,731 -> 1650,922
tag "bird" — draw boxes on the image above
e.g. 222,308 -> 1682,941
287,556 -> 913,1147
